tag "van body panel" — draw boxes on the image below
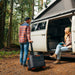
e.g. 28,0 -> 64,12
30,30 -> 46,52
31,30 -> 46,36
72,15 -> 75,53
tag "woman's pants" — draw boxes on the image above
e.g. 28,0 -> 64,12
55,44 -> 68,60
20,42 -> 29,65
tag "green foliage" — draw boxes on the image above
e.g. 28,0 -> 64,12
3,0 -> 34,46
0,0 -> 51,48
15,0 -> 33,21
0,50 -> 20,58
47,0 -> 51,4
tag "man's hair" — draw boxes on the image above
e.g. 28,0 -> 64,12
25,17 -> 31,21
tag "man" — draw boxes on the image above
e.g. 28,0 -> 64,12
19,17 -> 32,66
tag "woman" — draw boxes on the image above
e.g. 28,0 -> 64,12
50,27 -> 72,64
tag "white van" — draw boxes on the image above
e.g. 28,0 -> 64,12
29,0 -> 75,54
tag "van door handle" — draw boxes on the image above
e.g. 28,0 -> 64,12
41,34 -> 45,36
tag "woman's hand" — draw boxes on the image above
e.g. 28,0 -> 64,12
63,44 -> 66,47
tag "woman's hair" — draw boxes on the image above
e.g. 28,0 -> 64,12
64,26 -> 71,42
65,26 -> 71,32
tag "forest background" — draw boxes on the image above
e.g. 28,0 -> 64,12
0,0 -> 51,49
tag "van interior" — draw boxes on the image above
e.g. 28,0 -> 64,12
47,17 -> 71,51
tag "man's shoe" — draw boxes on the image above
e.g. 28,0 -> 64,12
20,63 -> 23,65
23,64 -> 27,67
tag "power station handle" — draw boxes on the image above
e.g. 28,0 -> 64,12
30,42 -> 34,55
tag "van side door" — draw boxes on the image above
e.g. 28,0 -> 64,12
30,21 -> 48,52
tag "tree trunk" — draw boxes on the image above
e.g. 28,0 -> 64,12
7,0 -> 13,47
0,1 -> 4,49
21,5 -> 23,22
46,0 -> 47,4
32,0 -> 34,18
41,0 -> 43,7
0,0 -> 7,48
3,0 -> 7,47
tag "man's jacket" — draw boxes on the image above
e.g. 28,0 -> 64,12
19,22 -> 31,43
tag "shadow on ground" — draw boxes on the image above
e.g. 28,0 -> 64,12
61,57 -> 75,62
29,66 -> 51,72
44,56 -> 75,62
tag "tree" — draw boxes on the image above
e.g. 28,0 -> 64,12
0,0 -> 7,48
47,0 -> 51,4
15,0 -> 33,22
0,0 -> 40,48
7,0 -> 13,47
32,0 -> 34,17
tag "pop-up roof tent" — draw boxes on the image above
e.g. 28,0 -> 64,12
32,0 -> 75,23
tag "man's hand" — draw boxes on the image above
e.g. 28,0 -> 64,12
29,40 -> 33,43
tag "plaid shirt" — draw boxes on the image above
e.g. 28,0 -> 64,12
19,22 -> 31,43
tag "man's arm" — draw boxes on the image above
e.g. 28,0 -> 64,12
27,26 -> 31,41
19,27 -> 21,39
27,26 -> 33,43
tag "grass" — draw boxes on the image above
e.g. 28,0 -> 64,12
0,50 -> 20,59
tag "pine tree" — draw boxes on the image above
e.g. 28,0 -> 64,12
0,0 -> 7,48
7,0 -> 13,47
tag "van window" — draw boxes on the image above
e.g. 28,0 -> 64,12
31,24 -> 38,31
37,22 -> 46,30
31,22 -> 46,32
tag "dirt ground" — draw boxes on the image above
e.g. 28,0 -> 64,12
0,53 -> 75,75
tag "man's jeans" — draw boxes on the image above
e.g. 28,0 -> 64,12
55,44 -> 68,60
20,42 -> 29,65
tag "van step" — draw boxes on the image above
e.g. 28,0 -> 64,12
49,48 -> 72,52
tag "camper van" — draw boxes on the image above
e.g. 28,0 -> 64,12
29,0 -> 75,54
